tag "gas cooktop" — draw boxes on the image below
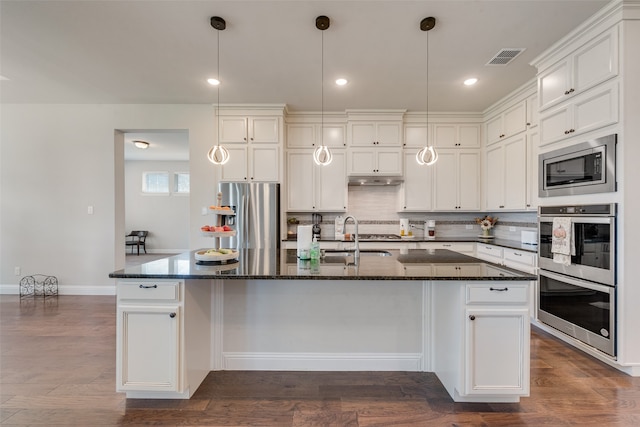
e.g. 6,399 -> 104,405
357,234 -> 402,240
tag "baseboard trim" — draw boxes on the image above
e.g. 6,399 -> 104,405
222,352 -> 423,371
0,284 -> 115,296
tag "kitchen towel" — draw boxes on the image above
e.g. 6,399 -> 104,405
551,217 -> 575,265
297,225 -> 313,259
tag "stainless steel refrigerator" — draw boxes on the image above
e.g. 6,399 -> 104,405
218,182 -> 280,249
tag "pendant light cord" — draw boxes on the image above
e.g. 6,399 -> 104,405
217,28 -> 221,147
425,28 -> 429,147
321,28 -> 324,148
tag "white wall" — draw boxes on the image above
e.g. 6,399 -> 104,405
0,104 -> 218,293
125,160 -> 190,253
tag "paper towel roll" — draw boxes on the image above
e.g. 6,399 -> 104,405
297,225 -> 313,259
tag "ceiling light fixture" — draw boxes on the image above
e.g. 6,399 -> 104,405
336,78 -> 348,86
133,140 -> 149,149
207,78 -> 220,86
464,78 -> 478,86
207,16 -> 230,166
313,15 -> 333,166
416,17 -> 438,166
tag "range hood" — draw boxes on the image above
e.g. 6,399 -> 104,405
348,176 -> 404,186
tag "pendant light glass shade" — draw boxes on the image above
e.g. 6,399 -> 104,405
417,17 -> 438,166
207,16 -> 229,166
315,15 -> 333,166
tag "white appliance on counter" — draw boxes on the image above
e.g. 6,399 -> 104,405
334,215 -> 344,240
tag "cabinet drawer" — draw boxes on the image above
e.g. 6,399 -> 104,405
118,281 -> 181,302
476,244 -> 503,258
420,242 -> 475,253
466,284 -> 528,304
503,249 -> 536,267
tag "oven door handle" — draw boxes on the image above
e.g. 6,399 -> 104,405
539,270 -> 613,294
538,217 -> 613,224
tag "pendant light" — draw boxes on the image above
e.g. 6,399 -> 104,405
313,15 -> 333,166
416,17 -> 438,166
207,16 -> 230,165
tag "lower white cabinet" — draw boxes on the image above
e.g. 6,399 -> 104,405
418,242 -> 475,255
116,280 -> 212,399
433,282 -> 530,402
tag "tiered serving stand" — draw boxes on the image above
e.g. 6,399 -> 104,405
195,192 -> 239,266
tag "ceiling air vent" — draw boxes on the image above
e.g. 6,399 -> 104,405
486,48 -> 525,66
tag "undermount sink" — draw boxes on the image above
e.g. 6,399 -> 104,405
322,249 -> 392,257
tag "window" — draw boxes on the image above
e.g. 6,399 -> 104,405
174,172 -> 190,194
142,172 -> 169,194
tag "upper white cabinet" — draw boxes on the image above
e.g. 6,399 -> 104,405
400,149 -> 433,211
348,148 -> 403,176
538,26 -> 618,112
485,133 -> 528,210
219,116 -> 280,144
286,150 -> 347,212
348,121 -> 402,146
485,100 -> 527,146
403,124 -> 430,148
433,149 -> 480,211
526,129 -> 538,211
220,145 -> 280,182
526,93 -> 538,129
539,79 -> 618,146
434,123 -> 481,148
286,123 -> 346,148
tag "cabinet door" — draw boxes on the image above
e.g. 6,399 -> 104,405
404,124 -> 429,148
376,149 -> 402,174
539,59 -> 571,111
287,151 -> 315,210
434,124 -> 457,148
220,146 -> 248,181
485,144 -> 504,210
539,104 -> 570,147
401,150 -> 432,211
526,93 -> 538,128
526,130 -> 539,210
485,114 -> 503,146
572,26 -> 618,95
376,123 -> 402,146
322,124 -> 347,148
219,117 -> 248,143
287,123 -> 315,148
503,134 -> 527,210
349,122 -> 377,146
503,101 -> 527,138
250,117 -> 280,143
458,151 -> 480,211
464,308 -> 529,395
249,145 -> 279,181
433,151 -> 458,210
117,305 -> 181,392
459,125 -> 481,148
572,80 -> 618,136
348,149 -> 376,174
317,151 -> 347,211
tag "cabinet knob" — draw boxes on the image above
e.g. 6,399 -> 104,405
244,137 -> 247,141
169,312 -> 176,318
469,315 -> 476,321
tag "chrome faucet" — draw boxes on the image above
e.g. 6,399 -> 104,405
343,215 -> 360,261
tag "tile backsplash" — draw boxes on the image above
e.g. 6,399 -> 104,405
287,186 -> 537,241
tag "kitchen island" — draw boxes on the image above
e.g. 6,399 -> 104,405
110,249 -> 536,403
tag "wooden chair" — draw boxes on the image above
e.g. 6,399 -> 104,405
125,231 -> 148,255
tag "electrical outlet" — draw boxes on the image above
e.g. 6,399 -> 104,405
87,205 -> 94,215
14,266 -> 20,276
509,226 -> 516,232
466,225 -> 473,230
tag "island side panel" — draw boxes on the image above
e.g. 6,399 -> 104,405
220,279 -> 425,371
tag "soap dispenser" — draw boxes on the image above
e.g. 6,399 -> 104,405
310,235 -> 320,260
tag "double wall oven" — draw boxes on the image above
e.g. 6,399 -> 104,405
538,204 -> 616,357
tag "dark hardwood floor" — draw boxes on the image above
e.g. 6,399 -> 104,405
1,295 -> 639,426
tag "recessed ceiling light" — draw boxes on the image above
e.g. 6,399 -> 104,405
464,78 -> 478,86
207,78 -> 220,86
133,140 -> 150,149
335,78 -> 348,86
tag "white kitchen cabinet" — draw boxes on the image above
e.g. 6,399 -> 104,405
434,264 -> 482,277
485,133 -> 527,210
418,242 -> 475,255
433,149 -> 480,211
475,244 -> 537,275
116,280 -> 212,399
434,123 -> 481,148
400,149 -> 432,211
539,79 -> 618,146
538,26 -> 618,112
475,243 -> 504,264
433,282 -> 530,402
526,130 -> 539,211
286,150 -> 347,212
403,123 -> 430,148
526,93 -> 538,129
485,100 -> 527,146
286,123 -> 346,148
348,148 -> 403,175
220,145 -> 280,182
348,121 -> 402,146
219,116 -> 280,144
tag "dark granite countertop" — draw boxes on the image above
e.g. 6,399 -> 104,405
110,249 -> 536,281
284,237 -> 538,253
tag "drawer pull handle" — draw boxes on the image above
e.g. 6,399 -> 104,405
469,315 -> 476,321
514,253 -> 522,256
169,312 -> 176,318
139,284 -> 158,289
490,287 -> 509,292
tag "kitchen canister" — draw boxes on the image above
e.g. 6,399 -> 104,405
399,218 -> 410,236
297,225 -> 313,259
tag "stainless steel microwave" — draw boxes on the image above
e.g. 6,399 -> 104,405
539,134 -> 616,197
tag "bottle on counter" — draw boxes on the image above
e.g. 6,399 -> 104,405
310,236 -> 320,260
